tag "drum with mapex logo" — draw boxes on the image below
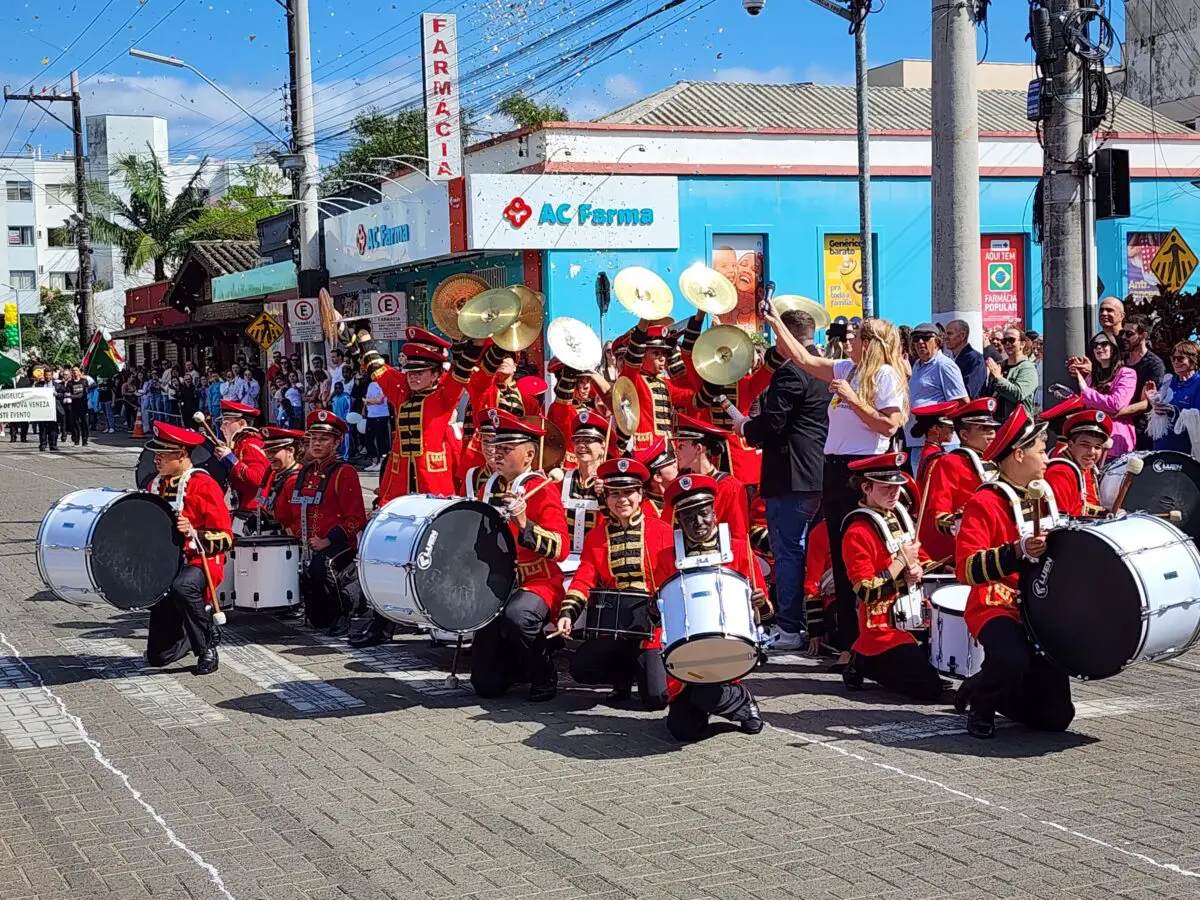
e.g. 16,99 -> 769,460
357,495 -> 516,634
1020,513 -> 1200,679
1100,451 -> 1200,544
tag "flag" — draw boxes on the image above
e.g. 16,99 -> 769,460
82,330 -> 123,379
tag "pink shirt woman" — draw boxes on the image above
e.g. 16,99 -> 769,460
1070,332 -> 1137,457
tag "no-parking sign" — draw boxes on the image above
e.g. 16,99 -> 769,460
366,291 -> 407,340
288,297 -> 323,343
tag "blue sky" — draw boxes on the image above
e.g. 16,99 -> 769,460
0,0 -> 1126,164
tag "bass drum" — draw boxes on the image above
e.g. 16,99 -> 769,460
1021,513 -> 1200,679
37,489 -> 183,610
1100,451 -> 1200,544
358,495 -> 516,634
136,443 -> 229,491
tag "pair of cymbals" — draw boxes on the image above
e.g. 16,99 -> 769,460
693,325 -> 756,386
679,262 -> 738,315
432,274 -> 491,340
611,376 -> 641,436
614,266 -> 674,321
546,317 -> 602,371
456,284 -> 545,351
773,294 -> 832,330
524,414 -> 567,470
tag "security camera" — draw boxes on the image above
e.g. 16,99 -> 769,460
743,0 -> 765,14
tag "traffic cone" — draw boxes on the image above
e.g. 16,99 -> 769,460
131,416 -> 144,439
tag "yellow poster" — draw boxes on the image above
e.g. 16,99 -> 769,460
823,234 -> 864,321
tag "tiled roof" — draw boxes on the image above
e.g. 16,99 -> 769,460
596,81 -> 1194,135
185,240 -> 260,277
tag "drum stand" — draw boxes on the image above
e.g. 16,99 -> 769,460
445,635 -> 465,689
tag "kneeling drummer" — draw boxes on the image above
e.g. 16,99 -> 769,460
556,459 -> 676,708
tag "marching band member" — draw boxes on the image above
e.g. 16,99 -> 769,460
840,453 -> 945,701
617,322 -> 698,450
461,417 -> 498,501
215,400 -> 269,517
470,411 -> 571,702
632,438 -> 678,519
277,411 -> 367,637
460,343 -> 526,480
562,411 -> 607,557
660,474 -> 765,741
1038,395 -> 1086,459
910,400 -> 960,483
802,517 -> 835,656
556,459 -> 675,708
663,414 -> 749,542
547,360 -> 596,470
362,326 -> 482,504
251,426 -> 305,536
917,398 -> 1001,564
955,406 -> 1073,739
1043,410 -> 1110,517
144,422 -> 233,676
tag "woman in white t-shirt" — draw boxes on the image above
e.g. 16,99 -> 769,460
765,311 -> 910,667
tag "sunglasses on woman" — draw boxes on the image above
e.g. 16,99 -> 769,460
1001,336 -> 1018,345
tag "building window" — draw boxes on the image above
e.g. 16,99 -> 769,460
49,272 -> 80,291
7,226 -> 33,246
47,226 -> 72,247
8,271 -> 35,291
46,184 -> 75,206
5,181 -> 33,202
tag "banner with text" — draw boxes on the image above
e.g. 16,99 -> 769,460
1127,231 -> 1170,302
822,234 -> 866,322
980,234 -> 1027,331
0,387 -> 57,422
421,13 -> 462,180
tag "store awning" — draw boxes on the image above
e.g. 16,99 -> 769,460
111,326 -> 148,339
212,261 -> 297,303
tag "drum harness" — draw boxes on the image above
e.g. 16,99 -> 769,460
560,469 -> 599,556
843,503 -> 924,626
150,468 -> 205,557
484,470 -> 546,582
673,524 -> 734,570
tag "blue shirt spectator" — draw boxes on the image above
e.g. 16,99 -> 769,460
944,319 -> 987,399
905,323 -> 968,451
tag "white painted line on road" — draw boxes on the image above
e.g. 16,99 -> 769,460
0,658 -> 86,750
0,632 -> 239,900
0,459 -> 82,490
219,632 -> 365,714
58,637 -> 227,729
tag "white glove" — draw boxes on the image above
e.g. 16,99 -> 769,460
720,396 -> 750,434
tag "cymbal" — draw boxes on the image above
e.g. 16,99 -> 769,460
431,273 -> 491,339
526,414 -> 566,470
611,376 -> 641,437
547,317 -> 602,371
693,325 -> 756,386
458,288 -> 522,340
773,294 -> 832,331
493,285 -> 544,352
614,266 -> 673,320
679,263 -> 737,315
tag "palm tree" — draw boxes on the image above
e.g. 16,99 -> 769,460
87,147 -> 211,281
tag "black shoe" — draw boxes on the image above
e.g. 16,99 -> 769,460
326,614 -> 351,638
195,648 -> 219,676
529,666 -> 558,702
348,619 -> 390,648
740,699 -> 764,735
604,685 -> 633,705
966,708 -> 995,739
954,674 -> 977,714
841,653 -> 864,691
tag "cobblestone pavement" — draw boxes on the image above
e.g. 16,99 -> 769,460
4,435 -> 1200,900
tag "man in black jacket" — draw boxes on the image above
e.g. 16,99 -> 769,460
35,367 -> 62,452
727,310 -> 829,652
8,369 -> 32,442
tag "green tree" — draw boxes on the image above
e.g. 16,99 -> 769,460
187,165 -> 290,241
21,287 -> 81,364
86,147 -> 212,281
497,92 -> 568,129
321,109 -> 428,193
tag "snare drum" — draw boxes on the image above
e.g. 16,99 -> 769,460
358,495 -> 516,634
1021,513 -> 1200,679
658,566 -> 757,684
231,535 -> 301,610
891,586 -> 928,632
576,589 -> 653,642
37,489 -> 183,609
928,585 -> 985,678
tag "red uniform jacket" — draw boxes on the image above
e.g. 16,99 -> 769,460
918,448 -> 995,564
842,508 -> 929,656
254,462 -> 301,532
275,457 -> 367,551
618,328 -> 697,449
225,430 -> 269,511
661,470 -> 750,545
481,471 -> 571,613
153,469 -> 233,601
749,494 -> 771,558
459,358 -> 527,483
693,371 -> 771,487
639,495 -> 665,521
374,347 -> 477,503
955,479 -> 1053,638
1044,456 -> 1102,518
916,443 -> 945,484
559,512 -> 676,621
803,519 -> 834,638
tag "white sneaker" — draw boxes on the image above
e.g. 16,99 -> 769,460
363,462 -> 381,473
763,625 -> 805,653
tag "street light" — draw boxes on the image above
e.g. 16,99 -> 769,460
342,172 -> 414,195
128,48 -> 289,146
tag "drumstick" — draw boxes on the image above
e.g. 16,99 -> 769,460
191,411 -> 222,447
1027,479 -> 1047,537
499,469 -> 565,517
1152,510 -> 1184,522
1110,456 -> 1144,515
190,530 -> 227,626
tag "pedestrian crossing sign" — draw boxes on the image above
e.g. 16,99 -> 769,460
245,311 -> 285,350
1149,228 -> 1198,294
988,262 -> 1014,292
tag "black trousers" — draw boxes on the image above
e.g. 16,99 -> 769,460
856,643 -> 944,702
301,546 -> 355,628
823,454 -> 871,651
570,638 -> 668,710
68,403 -> 89,444
38,421 -> 58,451
146,566 -> 214,666
971,616 -> 1075,732
470,591 -> 552,698
8,421 -> 27,441
667,683 -> 755,742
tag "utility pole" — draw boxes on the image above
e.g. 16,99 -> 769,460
1039,0 -> 1087,389
287,0 -> 322,293
5,70 -> 93,350
930,0 -> 981,340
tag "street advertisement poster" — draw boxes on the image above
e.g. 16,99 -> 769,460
980,234 -> 1027,331
822,234 -> 865,322
1127,231 -> 1170,301
0,387 -> 56,422
711,234 -> 765,330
